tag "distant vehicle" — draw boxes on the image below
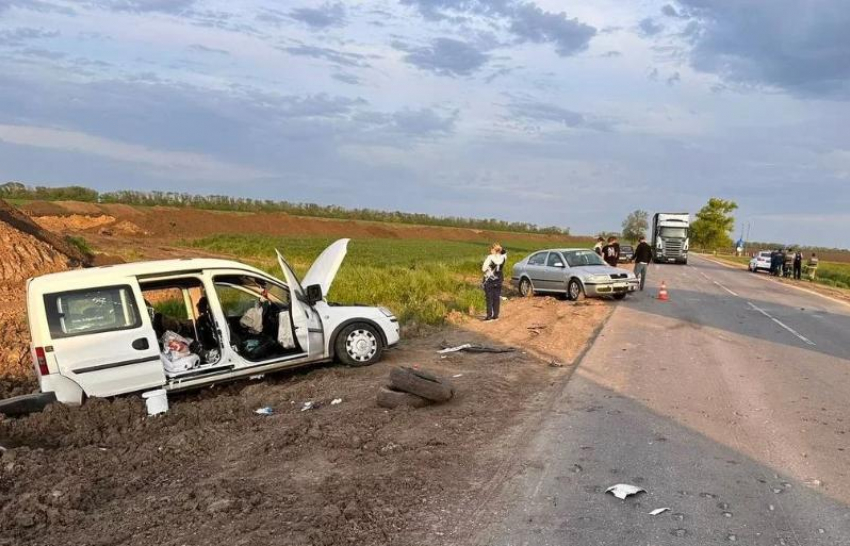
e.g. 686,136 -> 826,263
619,245 -> 635,263
749,251 -> 773,273
652,213 -> 690,264
511,248 -> 638,301
20,239 -> 399,407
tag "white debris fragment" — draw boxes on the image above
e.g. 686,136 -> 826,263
649,507 -> 670,516
254,407 -> 273,415
300,401 -> 314,412
331,398 -> 343,405
249,374 -> 265,380
452,374 -> 464,378
438,344 -> 473,354
606,484 -> 646,500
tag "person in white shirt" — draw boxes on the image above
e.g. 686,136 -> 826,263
482,243 -> 507,321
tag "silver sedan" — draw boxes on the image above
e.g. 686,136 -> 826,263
511,248 -> 639,300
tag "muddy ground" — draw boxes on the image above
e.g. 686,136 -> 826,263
0,202 -> 616,545
0,297 -> 611,546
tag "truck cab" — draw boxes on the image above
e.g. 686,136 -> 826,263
652,213 -> 690,264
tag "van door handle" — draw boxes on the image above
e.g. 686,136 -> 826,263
132,338 -> 150,351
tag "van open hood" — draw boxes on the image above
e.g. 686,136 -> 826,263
300,238 -> 349,297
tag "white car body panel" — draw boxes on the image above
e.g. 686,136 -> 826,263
301,238 -> 349,296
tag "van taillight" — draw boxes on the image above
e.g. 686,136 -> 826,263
34,347 -> 49,375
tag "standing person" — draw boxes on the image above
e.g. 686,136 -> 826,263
593,236 -> 605,256
482,243 -> 507,321
770,249 -> 780,276
633,235 -> 653,291
602,236 -> 621,267
793,250 -> 803,280
808,252 -> 819,281
783,249 -> 794,278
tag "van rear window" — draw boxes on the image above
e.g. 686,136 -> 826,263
44,285 -> 141,338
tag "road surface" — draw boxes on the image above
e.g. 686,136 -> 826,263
475,255 -> 850,545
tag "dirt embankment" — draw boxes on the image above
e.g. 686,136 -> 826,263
19,200 -> 587,246
0,297 -> 612,546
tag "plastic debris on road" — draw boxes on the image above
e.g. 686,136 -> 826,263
649,507 -> 670,516
606,484 -> 646,500
254,407 -> 273,415
300,401 -> 314,412
331,398 -> 342,405
452,374 -> 463,378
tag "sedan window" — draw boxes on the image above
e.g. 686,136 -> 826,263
528,252 -> 547,266
546,252 -> 565,268
565,250 -> 606,267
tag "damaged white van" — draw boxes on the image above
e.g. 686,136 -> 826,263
24,239 -> 399,405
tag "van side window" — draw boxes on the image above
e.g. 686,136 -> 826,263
44,285 -> 141,338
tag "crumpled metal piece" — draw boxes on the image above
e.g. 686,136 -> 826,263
649,507 -> 670,516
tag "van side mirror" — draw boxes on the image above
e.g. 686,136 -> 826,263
305,284 -> 323,304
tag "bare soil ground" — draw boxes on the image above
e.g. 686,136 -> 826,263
0,202 -> 614,545
0,297 -> 611,546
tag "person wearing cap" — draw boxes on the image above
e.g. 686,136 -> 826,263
482,243 -> 507,321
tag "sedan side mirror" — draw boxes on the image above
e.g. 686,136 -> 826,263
305,284 -> 323,305
554,262 -> 565,268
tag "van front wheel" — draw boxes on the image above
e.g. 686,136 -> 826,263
336,323 -> 383,367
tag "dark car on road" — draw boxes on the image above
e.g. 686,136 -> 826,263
619,245 -> 635,263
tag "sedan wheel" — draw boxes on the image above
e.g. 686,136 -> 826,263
519,278 -> 534,297
567,279 -> 585,301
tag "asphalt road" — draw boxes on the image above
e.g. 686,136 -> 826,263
475,255 -> 850,545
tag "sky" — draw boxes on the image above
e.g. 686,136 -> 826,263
0,0 -> 848,247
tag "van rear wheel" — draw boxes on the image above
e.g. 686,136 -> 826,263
336,323 -> 383,367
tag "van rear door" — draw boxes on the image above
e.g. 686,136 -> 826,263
42,282 -> 165,397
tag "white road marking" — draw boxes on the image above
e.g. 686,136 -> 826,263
747,302 -> 816,346
713,280 -> 739,297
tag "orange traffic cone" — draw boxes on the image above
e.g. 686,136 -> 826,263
658,281 -> 669,301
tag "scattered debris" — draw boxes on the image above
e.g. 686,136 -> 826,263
249,374 -> 265,380
331,398 -> 342,406
438,343 -> 516,354
548,359 -> 564,368
452,374 -> 463,378
300,401 -> 314,412
606,484 -> 646,500
649,507 -> 670,516
254,407 -> 273,415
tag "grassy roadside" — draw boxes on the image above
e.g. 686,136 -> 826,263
181,235 -> 566,326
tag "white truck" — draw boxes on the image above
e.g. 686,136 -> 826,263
652,213 -> 690,264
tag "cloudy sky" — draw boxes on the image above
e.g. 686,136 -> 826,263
0,0 -> 848,247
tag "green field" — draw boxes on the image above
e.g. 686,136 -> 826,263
182,235 -> 571,325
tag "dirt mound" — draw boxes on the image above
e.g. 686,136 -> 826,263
0,219 -> 72,284
0,200 -> 90,267
0,313 -> 37,398
33,214 -> 116,232
109,220 -> 147,236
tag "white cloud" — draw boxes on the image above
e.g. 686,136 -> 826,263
0,124 -> 271,181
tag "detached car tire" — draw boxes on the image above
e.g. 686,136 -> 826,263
389,367 -> 454,403
376,386 -> 431,409
335,323 -> 383,367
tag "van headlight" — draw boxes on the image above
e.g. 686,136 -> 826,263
379,306 -> 395,318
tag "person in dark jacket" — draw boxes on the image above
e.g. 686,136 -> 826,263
481,243 -> 507,321
770,250 -> 781,276
793,251 -> 803,280
602,236 -> 621,267
632,236 -> 653,291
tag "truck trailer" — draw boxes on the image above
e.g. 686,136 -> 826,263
652,213 -> 690,264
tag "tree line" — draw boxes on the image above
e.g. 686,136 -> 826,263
0,182 -> 570,236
